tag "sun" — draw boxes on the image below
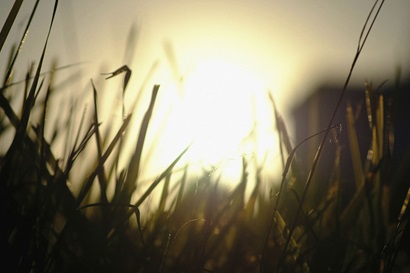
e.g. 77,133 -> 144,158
143,56 -> 282,185
185,60 -> 257,158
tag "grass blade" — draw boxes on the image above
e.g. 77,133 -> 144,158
0,0 -> 24,52
122,85 -> 159,204
274,2 -> 386,271
76,114 -> 132,208
2,0 -> 40,86
91,80 -> 108,204
346,101 -> 365,189
133,145 -> 189,208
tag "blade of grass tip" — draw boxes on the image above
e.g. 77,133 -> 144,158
34,75 -> 45,102
230,156 -> 248,211
22,63 -> 35,114
244,164 -> 262,220
122,85 -> 159,203
105,145 -> 189,245
64,122 -> 98,178
163,40 -> 184,86
91,79 -> 108,204
132,145 -> 189,210
103,66 -> 133,195
64,105 -> 87,171
61,100 -> 75,166
0,0 -> 24,52
102,65 -> 131,118
269,92 -> 293,169
122,24 -> 139,64
261,95 -> 292,269
158,173 -> 171,213
113,169 -> 126,203
132,61 -> 160,111
174,164 -> 188,211
2,0 -> 40,86
275,2 -> 386,272
75,114 -> 132,208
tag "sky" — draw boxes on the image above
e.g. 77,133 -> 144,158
1,0 -> 410,195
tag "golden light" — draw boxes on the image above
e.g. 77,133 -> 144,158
182,59 -> 259,163
137,55 -> 285,189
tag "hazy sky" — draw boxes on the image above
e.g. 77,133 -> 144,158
1,0 -> 410,189
2,1 -> 409,108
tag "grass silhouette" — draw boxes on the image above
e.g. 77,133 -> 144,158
1,0 -> 410,272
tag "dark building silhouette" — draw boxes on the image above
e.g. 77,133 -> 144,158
291,79 -> 410,217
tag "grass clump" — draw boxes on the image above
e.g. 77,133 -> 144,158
1,0 -> 410,272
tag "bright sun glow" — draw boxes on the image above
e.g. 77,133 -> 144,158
183,59 -> 259,164
142,57 -> 283,187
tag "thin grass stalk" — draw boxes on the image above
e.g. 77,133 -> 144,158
91,80 -> 108,204
63,107 -> 90,174
275,1 -> 385,271
133,145 -> 189,209
2,63 -> 84,92
123,84 -> 159,203
260,123 -> 340,271
103,145 -> 189,248
22,64 -> 34,112
174,164 -> 188,211
387,187 -> 410,271
1,83 -> 76,217
38,65 -> 55,187
158,173 -> 171,213
0,0 -> 59,184
2,0 -> 40,86
1,44 -> 16,87
75,114 -> 132,207
0,0 -> 24,53
102,65 -> 131,118
346,101 -> 365,189
270,93 -> 293,168
374,94 -> 386,247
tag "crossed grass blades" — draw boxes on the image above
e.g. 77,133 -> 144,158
1,0 -> 409,272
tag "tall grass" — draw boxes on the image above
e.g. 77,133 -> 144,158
1,0 -> 409,272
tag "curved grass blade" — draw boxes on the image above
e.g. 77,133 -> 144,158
102,65 -> 131,118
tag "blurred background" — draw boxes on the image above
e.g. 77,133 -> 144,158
1,0 -> 409,198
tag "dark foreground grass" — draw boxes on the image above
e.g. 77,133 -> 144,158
1,0 -> 410,272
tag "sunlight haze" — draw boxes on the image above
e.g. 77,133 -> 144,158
1,0 -> 409,194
